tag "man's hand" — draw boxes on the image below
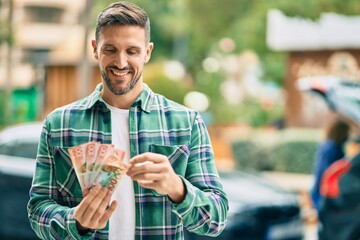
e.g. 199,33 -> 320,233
74,185 -> 117,232
126,152 -> 186,203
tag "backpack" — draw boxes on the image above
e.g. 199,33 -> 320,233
318,153 -> 360,240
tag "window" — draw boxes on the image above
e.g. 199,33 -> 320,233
0,140 -> 38,159
22,48 -> 50,63
24,6 -> 63,23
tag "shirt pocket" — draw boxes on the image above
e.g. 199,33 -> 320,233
53,146 -> 83,205
148,144 -> 190,177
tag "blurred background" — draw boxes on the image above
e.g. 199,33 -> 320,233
1,0 -> 360,239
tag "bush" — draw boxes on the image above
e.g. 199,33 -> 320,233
231,139 -> 273,171
270,140 -> 319,174
231,129 -> 321,174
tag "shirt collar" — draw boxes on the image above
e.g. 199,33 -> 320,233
84,83 -> 154,113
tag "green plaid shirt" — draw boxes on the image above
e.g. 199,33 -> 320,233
28,83 -> 228,240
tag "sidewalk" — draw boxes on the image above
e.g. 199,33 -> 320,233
262,171 -> 318,240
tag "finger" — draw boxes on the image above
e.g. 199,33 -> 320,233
127,161 -> 157,173
81,187 -> 109,224
128,154 -> 145,165
130,172 -> 161,182
82,189 -> 90,197
90,190 -> 113,224
137,180 -> 156,189
97,200 -> 118,228
129,153 -> 166,166
127,166 -> 161,181
75,185 -> 101,218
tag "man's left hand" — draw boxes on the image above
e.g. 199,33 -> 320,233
126,152 -> 186,203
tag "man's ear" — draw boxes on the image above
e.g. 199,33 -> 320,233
92,40 -> 99,60
144,42 -> 154,64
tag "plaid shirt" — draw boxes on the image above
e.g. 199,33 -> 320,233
28,84 -> 228,240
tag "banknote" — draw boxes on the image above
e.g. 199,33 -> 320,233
85,141 -> 100,184
94,148 -> 127,191
68,143 -> 88,190
68,142 -> 127,192
92,144 -> 114,184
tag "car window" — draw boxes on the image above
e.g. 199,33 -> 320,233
0,140 -> 38,159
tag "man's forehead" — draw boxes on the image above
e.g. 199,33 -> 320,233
98,25 -> 145,39
100,24 -> 145,34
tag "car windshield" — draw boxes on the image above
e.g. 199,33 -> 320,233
0,138 -> 38,159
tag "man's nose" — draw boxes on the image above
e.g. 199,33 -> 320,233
114,53 -> 127,69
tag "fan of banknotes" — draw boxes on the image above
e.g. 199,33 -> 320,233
68,142 -> 128,192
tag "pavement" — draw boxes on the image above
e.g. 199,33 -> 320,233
262,171 -> 319,240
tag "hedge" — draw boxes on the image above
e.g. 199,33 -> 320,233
231,129 -> 321,174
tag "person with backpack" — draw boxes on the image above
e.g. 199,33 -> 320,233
318,135 -> 360,240
310,118 -> 350,211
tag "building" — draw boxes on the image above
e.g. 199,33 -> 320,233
267,9 -> 360,128
0,0 -> 100,122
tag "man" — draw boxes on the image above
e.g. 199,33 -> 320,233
27,1 -> 228,240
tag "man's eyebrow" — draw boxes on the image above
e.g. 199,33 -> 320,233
101,43 -> 116,48
128,46 -> 141,50
101,44 -> 141,50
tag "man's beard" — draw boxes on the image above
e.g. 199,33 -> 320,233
101,68 -> 141,95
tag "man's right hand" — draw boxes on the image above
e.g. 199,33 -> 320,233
74,185 -> 117,232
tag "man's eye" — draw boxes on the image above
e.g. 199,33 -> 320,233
127,50 -> 139,55
104,48 -> 116,53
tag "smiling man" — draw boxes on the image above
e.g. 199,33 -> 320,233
27,2 -> 228,240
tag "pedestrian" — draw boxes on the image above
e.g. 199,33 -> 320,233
318,135 -> 360,240
310,118 -> 350,211
27,2 -> 229,239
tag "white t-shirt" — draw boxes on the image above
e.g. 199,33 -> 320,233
104,102 -> 135,240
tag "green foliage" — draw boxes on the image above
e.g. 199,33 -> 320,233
90,0 -> 360,125
238,99 -> 284,127
232,129 -> 322,174
231,139 -> 273,171
207,97 -> 284,126
143,62 -> 188,105
195,70 -> 223,102
270,141 -> 319,174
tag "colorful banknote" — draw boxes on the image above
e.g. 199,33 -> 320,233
68,142 -> 127,192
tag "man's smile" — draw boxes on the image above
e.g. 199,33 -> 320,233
110,68 -> 130,77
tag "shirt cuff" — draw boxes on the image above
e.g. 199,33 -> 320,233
170,176 -> 196,218
67,208 -> 96,240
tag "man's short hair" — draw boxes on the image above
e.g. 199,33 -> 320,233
95,1 -> 150,43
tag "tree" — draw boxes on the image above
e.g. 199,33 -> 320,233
90,0 -> 360,125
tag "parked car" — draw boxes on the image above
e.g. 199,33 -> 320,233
185,170 -> 304,240
0,122 -> 304,240
0,122 -> 42,239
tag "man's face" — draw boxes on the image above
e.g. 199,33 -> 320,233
92,25 -> 153,95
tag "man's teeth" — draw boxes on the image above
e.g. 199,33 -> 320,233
112,70 -> 128,76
